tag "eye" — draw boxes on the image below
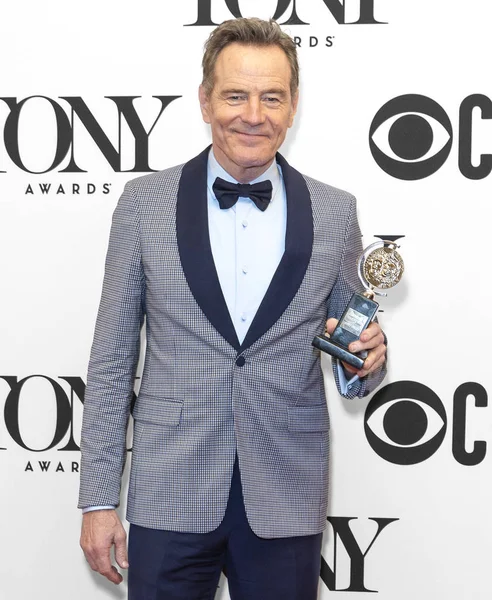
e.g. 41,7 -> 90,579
226,95 -> 246,103
364,381 -> 447,464
369,94 -> 453,180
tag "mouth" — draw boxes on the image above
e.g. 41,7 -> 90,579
233,131 -> 269,143
233,130 -> 268,137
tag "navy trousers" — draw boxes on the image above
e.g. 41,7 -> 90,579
128,459 -> 323,600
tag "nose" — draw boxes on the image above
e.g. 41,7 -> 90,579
241,97 -> 266,126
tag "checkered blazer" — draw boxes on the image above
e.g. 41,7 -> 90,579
79,147 -> 386,537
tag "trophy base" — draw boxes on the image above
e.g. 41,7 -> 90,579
312,334 -> 366,370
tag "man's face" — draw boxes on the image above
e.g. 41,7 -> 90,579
199,42 -> 298,183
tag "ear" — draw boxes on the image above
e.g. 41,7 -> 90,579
198,85 -> 211,124
288,89 -> 299,128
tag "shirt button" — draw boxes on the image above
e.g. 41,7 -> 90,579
240,313 -> 247,322
242,266 -> 248,274
242,219 -> 248,228
236,356 -> 246,367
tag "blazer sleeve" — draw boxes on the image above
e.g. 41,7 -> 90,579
326,195 -> 387,399
78,181 -> 145,508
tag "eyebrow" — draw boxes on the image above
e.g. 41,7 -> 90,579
262,89 -> 288,96
221,88 -> 288,96
221,89 -> 248,95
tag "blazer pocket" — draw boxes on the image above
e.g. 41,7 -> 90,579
288,405 -> 330,432
132,394 -> 183,426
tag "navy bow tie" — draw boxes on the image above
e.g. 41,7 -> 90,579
212,177 -> 273,212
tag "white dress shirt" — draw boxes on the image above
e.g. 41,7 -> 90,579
207,150 -> 286,344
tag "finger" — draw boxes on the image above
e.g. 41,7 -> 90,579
325,318 -> 338,335
82,538 -> 122,584
363,343 -> 387,370
114,530 -> 129,570
350,331 -> 385,353
82,548 -> 98,573
355,344 -> 385,375
93,547 -> 123,584
359,323 -> 382,344
341,361 -> 358,375
365,354 -> 385,377
99,564 -> 123,585
358,351 -> 386,378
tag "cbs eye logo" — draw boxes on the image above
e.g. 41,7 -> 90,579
364,381 -> 488,466
369,93 -> 492,180
369,95 -> 452,181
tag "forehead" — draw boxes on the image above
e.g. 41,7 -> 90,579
213,43 -> 292,89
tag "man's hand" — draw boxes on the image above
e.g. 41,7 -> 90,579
325,318 -> 386,378
80,509 -> 129,585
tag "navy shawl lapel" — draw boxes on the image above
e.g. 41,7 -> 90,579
177,147 -> 240,351
176,148 -> 313,354
240,153 -> 313,352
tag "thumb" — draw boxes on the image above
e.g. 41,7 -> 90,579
325,318 -> 339,336
114,531 -> 129,570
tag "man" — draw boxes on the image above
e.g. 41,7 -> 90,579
79,17 -> 387,600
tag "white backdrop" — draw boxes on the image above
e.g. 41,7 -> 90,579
1,1 -> 491,598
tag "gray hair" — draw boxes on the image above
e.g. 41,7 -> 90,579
202,17 -> 299,98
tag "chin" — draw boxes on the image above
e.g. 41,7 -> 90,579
232,148 -> 274,168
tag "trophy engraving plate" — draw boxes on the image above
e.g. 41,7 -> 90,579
341,308 -> 369,337
312,238 -> 404,370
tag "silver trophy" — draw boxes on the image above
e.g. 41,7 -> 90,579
312,237 -> 404,369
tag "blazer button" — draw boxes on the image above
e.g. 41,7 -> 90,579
235,356 -> 246,367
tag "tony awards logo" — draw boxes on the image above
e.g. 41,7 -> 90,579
313,236 -> 404,369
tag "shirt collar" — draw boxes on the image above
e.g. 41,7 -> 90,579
207,148 -> 282,204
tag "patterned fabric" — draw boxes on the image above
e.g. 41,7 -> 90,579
78,149 -> 386,538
